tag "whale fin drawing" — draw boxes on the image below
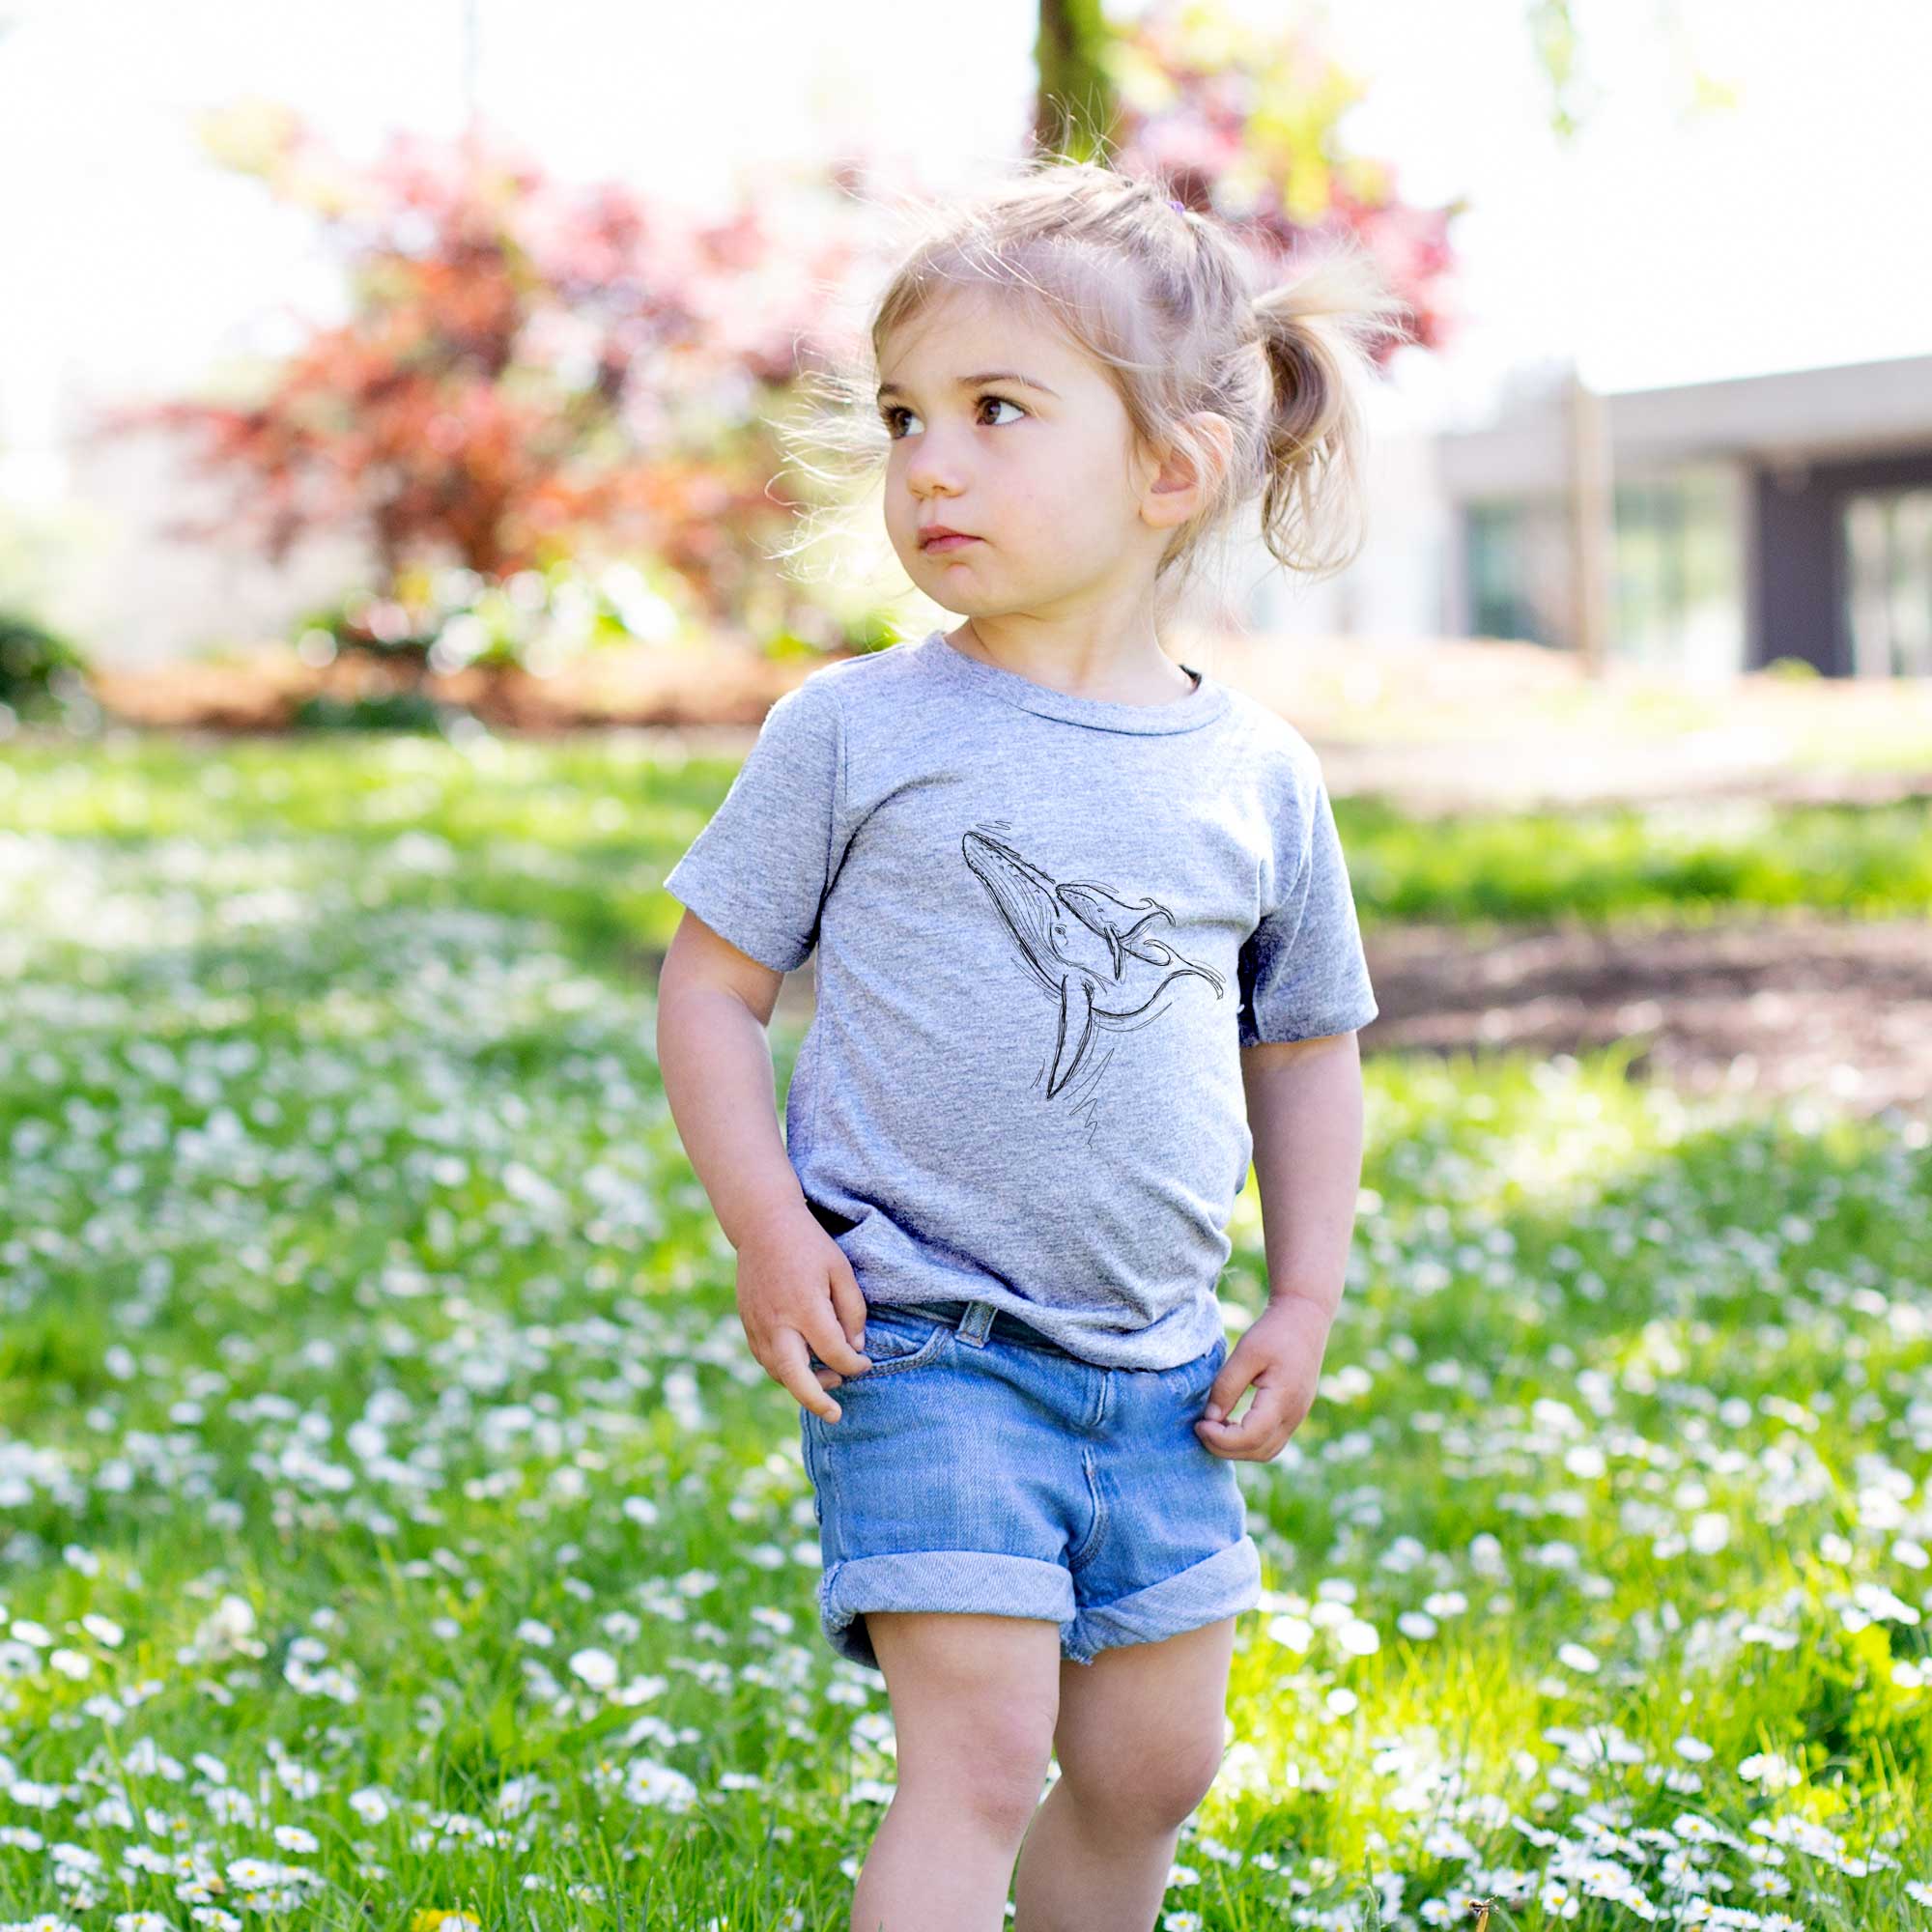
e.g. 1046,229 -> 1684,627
1050,976 -> 1100,1095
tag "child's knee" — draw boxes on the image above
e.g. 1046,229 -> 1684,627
868,1610 -> 1061,1833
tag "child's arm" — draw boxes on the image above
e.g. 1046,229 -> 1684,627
1194,1030 -> 1367,1462
656,908 -> 873,1423
1205,744 -> 1377,1465
1239,1031 -> 1366,1322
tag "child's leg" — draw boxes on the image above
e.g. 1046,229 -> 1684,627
856,1608 -> 1064,1932
1010,1615 -> 1237,1932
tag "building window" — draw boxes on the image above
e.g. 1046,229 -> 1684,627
1464,469 -> 1743,675
1465,497 -> 1567,646
1844,487 -> 1932,677
1611,467 -> 1743,679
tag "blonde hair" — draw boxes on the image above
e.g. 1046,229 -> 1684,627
774,153 -> 1413,623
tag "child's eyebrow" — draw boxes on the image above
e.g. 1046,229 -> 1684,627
876,370 -> 1062,401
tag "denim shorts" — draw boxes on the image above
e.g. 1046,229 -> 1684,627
799,1296 -> 1262,1672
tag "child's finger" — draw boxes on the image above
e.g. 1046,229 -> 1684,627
827,1259 -> 870,1352
1199,1389 -> 1287,1456
1200,1387 -> 1243,1424
1194,1414 -> 1242,1460
771,1334 -> 844,1423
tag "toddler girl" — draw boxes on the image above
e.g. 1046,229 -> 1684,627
656,156 -> 1404,1932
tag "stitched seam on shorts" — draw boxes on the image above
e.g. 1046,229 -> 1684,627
804,1409 -> 837,1522
800,1411 -> 827,1526
1066,1448 -> 1107,1570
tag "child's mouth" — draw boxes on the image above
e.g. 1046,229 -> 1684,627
922,534 -> 981,554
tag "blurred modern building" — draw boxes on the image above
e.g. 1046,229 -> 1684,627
1255,349 -> 1932,683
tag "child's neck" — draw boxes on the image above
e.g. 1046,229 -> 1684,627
948,621 -> 1197,706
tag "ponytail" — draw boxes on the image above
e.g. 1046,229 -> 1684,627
1251,244 -> 1410,580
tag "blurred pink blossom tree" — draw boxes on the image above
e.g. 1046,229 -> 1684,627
84,104 -> 864,640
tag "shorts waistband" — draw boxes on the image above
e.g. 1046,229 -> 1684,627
882,1297 -> 1077,1358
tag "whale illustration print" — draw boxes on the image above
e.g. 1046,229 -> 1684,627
961,825 -> 1225,1100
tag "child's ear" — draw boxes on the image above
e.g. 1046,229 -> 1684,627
1146,411 -> 1234,519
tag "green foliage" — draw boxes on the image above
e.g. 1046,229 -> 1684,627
295,557 -> 695,690
839,609 -> 908,656
0,605 -> 92,725
291,689 -> 455,733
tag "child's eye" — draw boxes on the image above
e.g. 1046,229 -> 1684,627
879,394 -> 1028,440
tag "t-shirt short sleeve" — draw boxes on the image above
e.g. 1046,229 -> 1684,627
1236,761 -> 1378,1047
662,677 -> 843,974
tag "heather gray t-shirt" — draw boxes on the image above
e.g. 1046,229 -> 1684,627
663,628 -> 1378,1370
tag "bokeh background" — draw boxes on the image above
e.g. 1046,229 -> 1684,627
1,2 -> 1928,1927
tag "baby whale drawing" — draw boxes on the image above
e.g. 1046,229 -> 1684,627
961,827 -> 1224,1097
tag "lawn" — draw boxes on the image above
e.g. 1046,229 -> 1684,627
0,732 -> 1926,1929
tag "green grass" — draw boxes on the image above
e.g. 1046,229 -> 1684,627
2,734 -> 1928,957
1334,793 -> 1932,925
0,735 -> 1926,1927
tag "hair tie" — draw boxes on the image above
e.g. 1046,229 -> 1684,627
1168,198 -> 1186,213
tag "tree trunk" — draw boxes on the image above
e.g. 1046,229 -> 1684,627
1034,0 -> 1119,160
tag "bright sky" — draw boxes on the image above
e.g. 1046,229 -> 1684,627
1,0 -> 1927,469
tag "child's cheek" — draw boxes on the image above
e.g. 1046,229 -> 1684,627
994,479 -> 1060,551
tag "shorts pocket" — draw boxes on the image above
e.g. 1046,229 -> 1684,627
856,1304 -> 952,1377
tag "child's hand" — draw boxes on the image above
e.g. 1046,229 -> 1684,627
734,1204 -> 873,1423
1194,1295 -> 1334,1462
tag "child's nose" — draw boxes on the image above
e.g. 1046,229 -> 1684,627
904,437 -> 970,493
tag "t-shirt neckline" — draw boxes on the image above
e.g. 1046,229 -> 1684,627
916,628 -> 1229,735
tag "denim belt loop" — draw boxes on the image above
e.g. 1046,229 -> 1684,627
955,1300 -> 996,1348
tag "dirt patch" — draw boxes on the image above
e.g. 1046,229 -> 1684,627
87,638 -> 816,733
1359,911 -> 1932,1123
761,911 -> 1932,1126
